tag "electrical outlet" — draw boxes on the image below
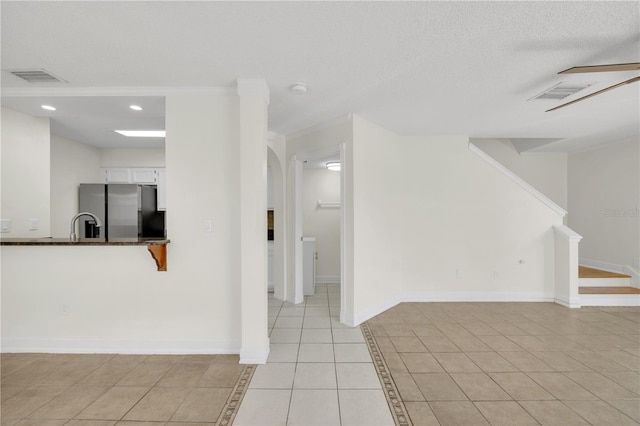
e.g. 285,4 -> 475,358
493,271 -> 500,280
29,218 -> 38,231
456,269 -> 464,279
0,219 -> 10,233
203,219 -> 213,232
61,304 -> 71,315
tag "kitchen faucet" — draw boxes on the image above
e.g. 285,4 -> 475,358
70,212 -> 102,241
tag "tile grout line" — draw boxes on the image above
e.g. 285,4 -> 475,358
260,287 -> 404,424
285,292 -> 305,425
360,322 -> 411,426
215,363 -> 257,426
366,304 -> 640,425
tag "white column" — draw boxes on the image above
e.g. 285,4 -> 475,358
237,79 -> 270,364
553,224 -> 583,308
293,158 -> 304,304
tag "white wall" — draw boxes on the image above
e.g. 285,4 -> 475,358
164,94 -> 242,350
350,119 -> 403,320
286,120 -> 352,303
303,167 -> 341,281
472,139 -> 568,209
267,166 -> 273,209
2,93 -> 268,357
50,135 -> 101,237
0,107 -> 51,238
268,134 -> 288,301
287,121 -> 352,161
568,138 -> 640,269
351,117 -> 564,324
100,148 -> 165,167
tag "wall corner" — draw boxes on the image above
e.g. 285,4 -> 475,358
236,78 -> 270,105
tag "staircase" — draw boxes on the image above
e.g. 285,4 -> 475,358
578,266 -> 640,306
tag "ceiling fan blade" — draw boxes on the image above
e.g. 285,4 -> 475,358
559,62 -> 640,74
546,76 -> 640,112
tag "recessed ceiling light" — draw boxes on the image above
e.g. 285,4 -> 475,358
41,105 -> 56,111
129,105 -> 142,111
114,130 -> 165,138
326,161 -> 340,171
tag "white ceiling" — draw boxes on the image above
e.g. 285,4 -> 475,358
1,1 -> 639,152
1,96 -> 166,149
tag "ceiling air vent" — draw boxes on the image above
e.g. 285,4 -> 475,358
529,82 -> 593,101
9,69 -> 66,83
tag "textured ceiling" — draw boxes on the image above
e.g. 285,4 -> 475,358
1,1 -> 639,151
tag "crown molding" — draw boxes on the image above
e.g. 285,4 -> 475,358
267,130 -> 285,141
286,114 -> 352,140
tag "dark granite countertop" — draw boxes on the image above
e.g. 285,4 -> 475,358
0,237 -> 170,246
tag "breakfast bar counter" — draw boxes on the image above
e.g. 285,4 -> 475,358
0,238 -> 170,271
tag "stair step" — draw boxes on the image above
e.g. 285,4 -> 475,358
577,268 -> 639,306
578,266 -> 632,288
579,266 -> 631,279
579,286 -> 640,295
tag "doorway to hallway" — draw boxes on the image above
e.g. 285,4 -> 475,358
293,147 -> 343,308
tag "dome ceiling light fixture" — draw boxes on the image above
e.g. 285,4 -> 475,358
290,82 -> 308,95
326,161 -> 340,171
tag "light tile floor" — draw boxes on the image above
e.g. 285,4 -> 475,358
367,302 -> 640,426
5,293 -> 637,426
233,283 -> 395,426
1,353 -> 245,425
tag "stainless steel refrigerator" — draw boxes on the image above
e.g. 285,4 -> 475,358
78,184 -> 165,239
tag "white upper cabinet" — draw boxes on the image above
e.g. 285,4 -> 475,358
156,169 -> 167,211
131,168 -> 157,184
103,168 -> 161,184
104,168 -> 131,183
103,168 -> 166,211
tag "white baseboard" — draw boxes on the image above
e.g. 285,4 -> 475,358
400,291 -> 555,303
554,295 -> 581,309
340,309 -> 356,327
580,259 -> 625,274
580,259 -> 639,288
1,337 -> 239,355
240,338 -> 270,364
353,295 -> 403,326
316,275 -> 340,284
353,291 -> 555,326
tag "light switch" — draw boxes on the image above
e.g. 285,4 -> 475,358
29,218 -> 39,231
0,219 -> 10,233
203,219 -> 213,232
